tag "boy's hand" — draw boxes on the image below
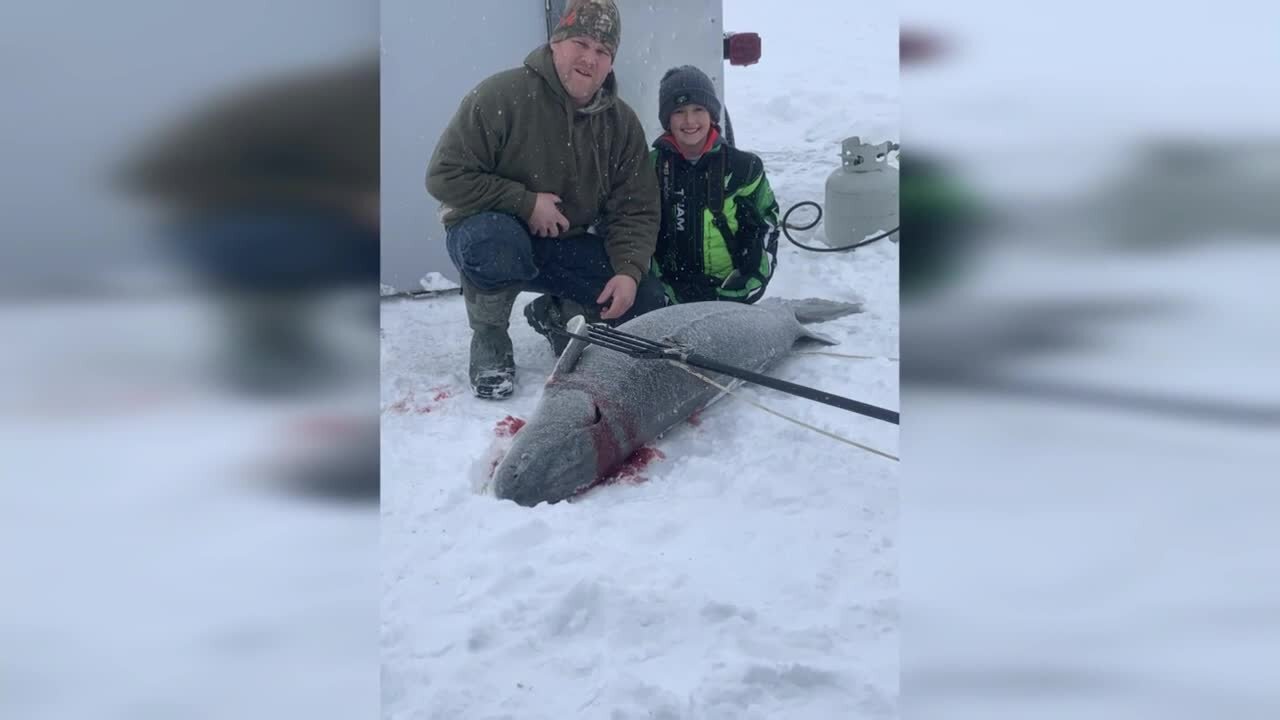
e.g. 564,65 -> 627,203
529,193 -> 570,237
596,274 -> 638,320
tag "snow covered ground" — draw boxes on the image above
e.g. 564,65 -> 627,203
380,1 -> 901,718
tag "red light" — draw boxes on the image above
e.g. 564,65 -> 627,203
724,32 -> 761,66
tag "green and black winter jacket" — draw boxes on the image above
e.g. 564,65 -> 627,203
649,129 -> 780,303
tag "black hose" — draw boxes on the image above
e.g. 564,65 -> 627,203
781,201 -> 899,253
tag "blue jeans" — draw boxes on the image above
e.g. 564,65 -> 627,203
445,211 -> 666,320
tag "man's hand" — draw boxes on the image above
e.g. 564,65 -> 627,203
596,274 -> 638,321
529,193 -> 571,237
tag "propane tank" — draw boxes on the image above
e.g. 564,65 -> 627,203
823,136 -> 899,248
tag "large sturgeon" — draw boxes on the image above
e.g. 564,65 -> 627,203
492,297 -> 864,506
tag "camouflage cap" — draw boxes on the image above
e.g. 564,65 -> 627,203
550,0 -> 622,58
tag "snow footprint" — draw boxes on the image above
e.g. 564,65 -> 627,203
700,601 -> 758,624
489,519 -> 553,551
605,681 -> 685,720
741,663 -> 843,696
544,580 -> 602,638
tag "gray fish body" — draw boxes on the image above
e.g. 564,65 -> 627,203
492,298 -> 863,506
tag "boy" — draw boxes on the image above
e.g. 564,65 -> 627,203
650,65 -> 780,304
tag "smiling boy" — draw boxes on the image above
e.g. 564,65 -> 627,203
650,65 -> 780,305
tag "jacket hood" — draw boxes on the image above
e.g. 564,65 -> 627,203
525,45 -> 618,116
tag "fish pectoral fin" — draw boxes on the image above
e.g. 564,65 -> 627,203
797,327 -> 840,346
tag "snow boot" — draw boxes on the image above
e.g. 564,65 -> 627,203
462,278 -> 518,399
523,294 -> 598,357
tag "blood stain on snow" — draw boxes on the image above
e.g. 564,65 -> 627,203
598,446 -> 666,486
384,387 -> 457,415
488,416 -> 527,479
386,393 -> 414,414
495,415 -> 527,438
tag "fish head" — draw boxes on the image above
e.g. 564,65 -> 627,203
492,388 -> 603,506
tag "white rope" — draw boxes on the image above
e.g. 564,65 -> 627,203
795,350 -> 899,362
673,364 -> 899,462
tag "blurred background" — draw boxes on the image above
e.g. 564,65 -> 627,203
1,1 -> 379,719
899,1 -> 1280,718
4,0 -> 1279,716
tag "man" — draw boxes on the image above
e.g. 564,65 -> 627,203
649,65 -> 780,305
426,0 -> 664,400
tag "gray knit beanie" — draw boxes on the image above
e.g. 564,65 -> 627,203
659,65 -> 721,130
